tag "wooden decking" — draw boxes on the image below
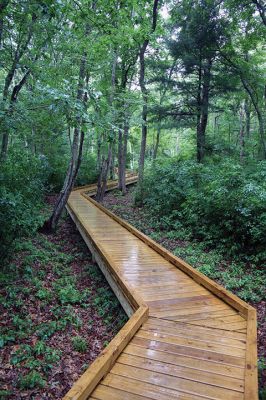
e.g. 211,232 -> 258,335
64,179 -> 258,400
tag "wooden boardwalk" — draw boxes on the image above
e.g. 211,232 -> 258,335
64,179 -> 258,400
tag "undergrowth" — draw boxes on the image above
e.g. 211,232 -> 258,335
0,231 -> 127,396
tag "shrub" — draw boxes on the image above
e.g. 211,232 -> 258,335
47,151 -> 98,191
0,149 -> 49,258
143,158 -> 266,260
72,336 -> 87,353
18,371 -> 46,389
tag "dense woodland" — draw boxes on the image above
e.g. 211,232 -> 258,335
0,0 -> 266,398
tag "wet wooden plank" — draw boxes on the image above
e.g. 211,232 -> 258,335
99,375 -> 205,400
136,329 -> 246,358
124,343 -> 245,379
117,353 -> 244,391
131,336 -> 246,367
110,364 -> 244,400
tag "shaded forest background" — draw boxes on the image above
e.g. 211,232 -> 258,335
0,0 -> 265,397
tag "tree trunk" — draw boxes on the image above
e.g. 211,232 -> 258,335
153,121 -> 161,160
118,126 -> 123,189
239,103 -> 245,163
117,70 -> 134,194
119,118 -> 129,194
136,0 -> 159,205
240,76 -> 266,159
97,138 -> 101,170
96,145 -> 112,202
244,98 -> 250,138
0,12 -> 37,161
257,110 -> 266,159
96,52 -> 117,200
196,61 -> 203,163
197,58 -> 212,163
40,40 -> 88,232
1,69 -> 31,161
138,91 -> 148,201
109,143 -> 115,180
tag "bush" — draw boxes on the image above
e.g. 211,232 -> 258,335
75,152 -> 98,187
47,151 -> 98,191
19,371 -> 46,389
72,336 -> 87,353
0,149 -> 49,258
143,158 -> 266,260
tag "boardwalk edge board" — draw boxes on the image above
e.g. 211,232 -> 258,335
63,306 -> 148,400
64,178 -> 258,400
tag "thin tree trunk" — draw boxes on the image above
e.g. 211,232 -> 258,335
239,103 -> 245,163
1,69 -> 31,161
196,61 -> 203,163
221,52 -> 266,158
96,52 -> 117,200
240,77 -> 266,158
97,138 -> 101,170
121,118 -> 129,194
41,31 -> 88,232
1,12 -> 37,161
96,145 -> 112,202
137,0 -> 159,205
244,98 -> 251,138
118,71 -> 134,194
109,143 -> 115,180
118,126 -> 123,189
153,121 -> 161,160
197,59 -> 212,163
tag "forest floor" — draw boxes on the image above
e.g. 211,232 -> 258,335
102,186 -> 266,397
0,196 -> 127,399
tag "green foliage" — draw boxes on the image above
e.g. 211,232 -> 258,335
18,371 -> 46,390
76,153 -> 98,187
0,233 -> 127,394
46,150 -> 98,191
143,158 -> 266,261
0,149 -> 49,258
72,336 -> 87,353
173,241 -> 265,302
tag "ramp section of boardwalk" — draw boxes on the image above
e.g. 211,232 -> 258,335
64,180 -> 258,400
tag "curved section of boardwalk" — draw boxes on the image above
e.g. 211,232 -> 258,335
64,179 -> 258,400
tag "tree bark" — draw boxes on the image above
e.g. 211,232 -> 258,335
109,143 -> 115,180
137,0 -> 159,205
96,145 -> 112,202
118,116 -> 129,194
196,59 -> 203,162
240,76 -> 266,158
244,98 -> 251,138
41,37 -> 88,232
117,58 -> 136,194
118,126 -> 123,188
239,102 -> 245,163
96,52 -> 117,200
153,121 -> 161,160
0,12 -> 37,161
221,51 -> 266,158
196,58 -> 212,163
1,69 -> 31,161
